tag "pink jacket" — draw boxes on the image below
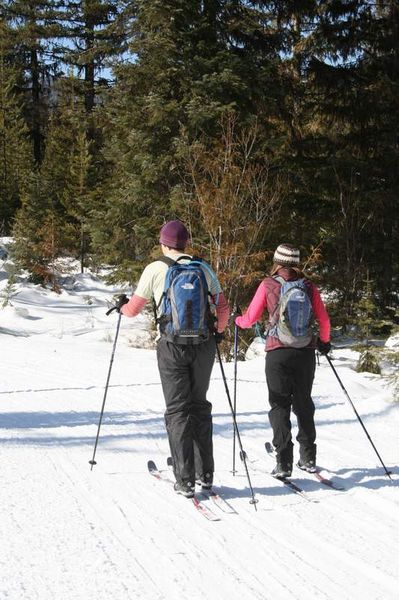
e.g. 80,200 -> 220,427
235,268 -> 330,351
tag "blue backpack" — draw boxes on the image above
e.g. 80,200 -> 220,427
155,256 -> 213,344
267,276 -> 314,348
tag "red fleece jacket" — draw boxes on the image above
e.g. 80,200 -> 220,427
235,268 -> 330,351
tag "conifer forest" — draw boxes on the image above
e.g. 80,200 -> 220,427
0,1 -> 398,329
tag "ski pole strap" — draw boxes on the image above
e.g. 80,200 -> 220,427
255,322 -> 266,341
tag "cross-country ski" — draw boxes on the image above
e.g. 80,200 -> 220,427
265,441 -> 345,492
166,456 -> 237,514
148,459 -> 221,521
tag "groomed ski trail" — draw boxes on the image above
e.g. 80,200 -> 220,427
1,268 -> 399,600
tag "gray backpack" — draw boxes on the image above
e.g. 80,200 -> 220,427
267,277 -> 314,348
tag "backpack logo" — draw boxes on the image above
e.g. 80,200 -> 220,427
158,259 -> 212,344
268,278 -> 313,348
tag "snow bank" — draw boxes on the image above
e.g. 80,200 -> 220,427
1,245 -> 399,600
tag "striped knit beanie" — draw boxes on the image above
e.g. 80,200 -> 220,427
273,243 -> 300,266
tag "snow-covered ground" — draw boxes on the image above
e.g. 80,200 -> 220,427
1,243 -> 398,600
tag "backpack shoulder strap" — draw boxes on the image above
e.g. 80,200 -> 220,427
151,256 -> 176,319
268,275 -> 285,324
155,256 -> 176,267
174,254 -> 192,263
273,275 -> 285,286
155,254 -> 192,266
152,255 -> 195,319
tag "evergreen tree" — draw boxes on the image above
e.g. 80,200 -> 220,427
13,78 -> 92,281
299,1 -> 399,316
354,272 -> 384,374
63,0 -> 130,136
93,0 -> 285,281
0,20 -> 32,232
57,77 -> 93,270
176,113 -> 284,307
59,0 -> 132,268
12,171 -> 63,287
1,0 -> 68,163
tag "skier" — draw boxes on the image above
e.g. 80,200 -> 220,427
116,220 -> 230,497
235,243 -> 331,478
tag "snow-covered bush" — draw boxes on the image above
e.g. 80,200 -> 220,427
245,336 -> 265,360
385,332 -> 399,349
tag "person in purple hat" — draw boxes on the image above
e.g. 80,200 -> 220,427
116,220 -> 230,498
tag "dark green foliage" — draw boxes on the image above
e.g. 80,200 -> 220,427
353,272 -> 386,374
63,0 -> 129,124
0,21 -> 33,232
89,0 -> 285,280
1,0 -> 68,163
299,1 -> 399,318
356,348 -> 381,375
12,81 -> 92,281
0,0 -> 397,333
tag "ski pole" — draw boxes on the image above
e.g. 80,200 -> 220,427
89,307 -> 122,470
232,323 -> 238,475
325,354 -> 392,481
215,342 -> 258,509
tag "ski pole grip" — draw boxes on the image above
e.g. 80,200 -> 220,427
233,304 -> 242,317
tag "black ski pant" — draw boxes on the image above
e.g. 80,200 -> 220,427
265,347 -> 316,465
157,337 -> 216,486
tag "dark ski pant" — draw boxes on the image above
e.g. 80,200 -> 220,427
157,337 -> 216,486
265,347 -> 316,465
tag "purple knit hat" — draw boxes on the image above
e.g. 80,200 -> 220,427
159,220 -> 189,250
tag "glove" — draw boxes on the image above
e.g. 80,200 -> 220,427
232,304 -> 242,317
115,294 -> 129,313
317,339 -> 331,355
232,305 -> 243,327
214,331 -> 225,344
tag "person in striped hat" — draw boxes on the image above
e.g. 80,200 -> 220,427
273,243 -> 300,267
235,243 -> 331,478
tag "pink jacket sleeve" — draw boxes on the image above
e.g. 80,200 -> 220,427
235,281 -> 268,329
309,284 -> 331,342
213,292 -> 230,332
121,294 -> 147,317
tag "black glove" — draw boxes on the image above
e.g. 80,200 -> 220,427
231,304 -> 242,324
214,331 -> 225,344
317,339 -> 331,355
115,294 -> 129,313
232,304 -> 242,319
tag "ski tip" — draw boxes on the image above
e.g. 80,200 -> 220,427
167,456 -> 173,467
265,442 -> 273,453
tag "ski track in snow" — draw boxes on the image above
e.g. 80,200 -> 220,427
1,262 -> 399,600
